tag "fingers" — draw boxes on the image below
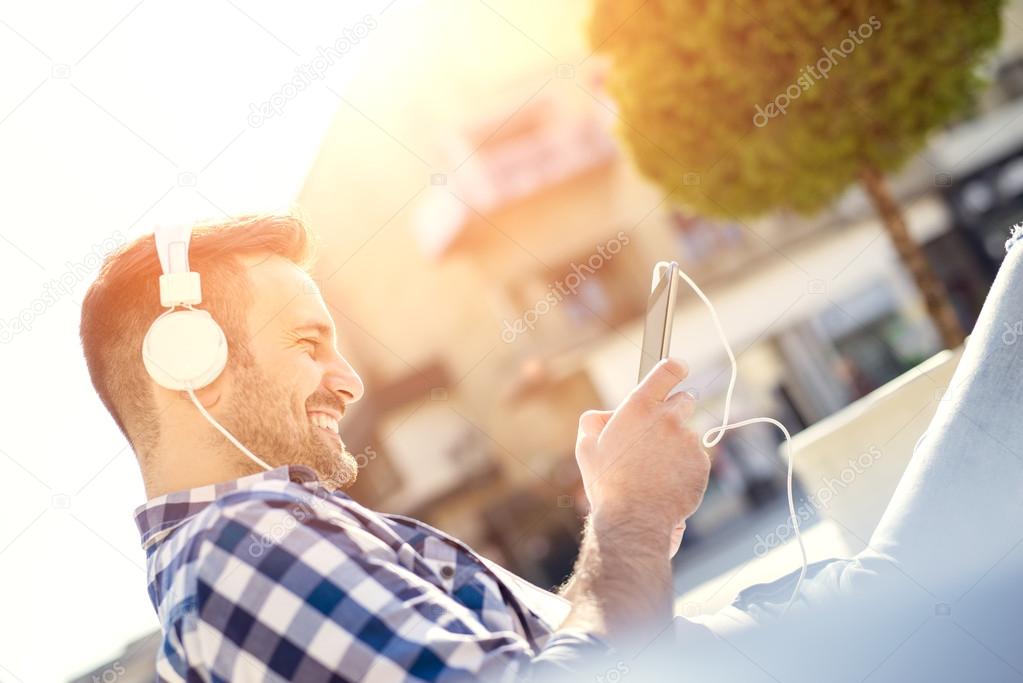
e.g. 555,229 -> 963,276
633,357 -> 689,403
664,388 -> 698,422
669,521 -> 686,559
578,409 -> 613,436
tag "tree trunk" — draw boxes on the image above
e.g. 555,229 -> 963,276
859,166 -> 965,349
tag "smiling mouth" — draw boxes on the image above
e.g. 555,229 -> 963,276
308,411 -> 341,440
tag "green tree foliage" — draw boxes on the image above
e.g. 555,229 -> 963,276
588,2 -> 1003,217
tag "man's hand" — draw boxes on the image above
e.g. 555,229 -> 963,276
558,358 -> 711,647
575,357 -> 710,552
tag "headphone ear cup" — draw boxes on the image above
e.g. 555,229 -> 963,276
142,309 -> 228,391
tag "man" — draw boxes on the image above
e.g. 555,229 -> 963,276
79,215 -> 711,681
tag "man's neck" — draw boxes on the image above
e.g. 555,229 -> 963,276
142,445 -> 259,499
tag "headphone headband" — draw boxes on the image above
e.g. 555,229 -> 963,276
154,225 -> 203,308
154,224 -> 194,276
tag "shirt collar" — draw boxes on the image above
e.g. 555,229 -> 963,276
133,464 -> 320,550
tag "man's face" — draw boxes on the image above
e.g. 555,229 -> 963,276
214,254 -> 364,490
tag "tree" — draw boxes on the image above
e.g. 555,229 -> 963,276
588,1 -> 1006,348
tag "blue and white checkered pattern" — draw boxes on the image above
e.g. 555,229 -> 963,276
135,465 -> 604,681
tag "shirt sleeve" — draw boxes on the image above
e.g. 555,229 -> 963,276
184,490 -> 613,683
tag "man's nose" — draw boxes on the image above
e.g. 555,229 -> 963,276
325,351 -> 364,404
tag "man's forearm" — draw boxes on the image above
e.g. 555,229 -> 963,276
557,507 -> 674,643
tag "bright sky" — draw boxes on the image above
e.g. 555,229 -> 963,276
0,1 -> 387,679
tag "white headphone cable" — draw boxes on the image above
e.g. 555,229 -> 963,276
675,267 -> 808,615
184,384 -> 274,472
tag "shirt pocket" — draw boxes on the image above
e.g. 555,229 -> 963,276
421,535 -> 461,591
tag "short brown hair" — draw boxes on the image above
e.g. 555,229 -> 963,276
79,214 -> 315,454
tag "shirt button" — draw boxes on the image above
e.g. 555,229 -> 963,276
440,565 -> 455,579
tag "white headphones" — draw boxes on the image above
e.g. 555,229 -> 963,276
142,225 -> 228,391
141,225 -> 272,471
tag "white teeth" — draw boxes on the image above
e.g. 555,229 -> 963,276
309,412 -> 339,433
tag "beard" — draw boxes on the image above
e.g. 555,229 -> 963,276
212,357 -> 359,491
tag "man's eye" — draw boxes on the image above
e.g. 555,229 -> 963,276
300,338 -> 319,354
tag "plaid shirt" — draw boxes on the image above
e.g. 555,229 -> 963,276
134,465 -> 611,682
